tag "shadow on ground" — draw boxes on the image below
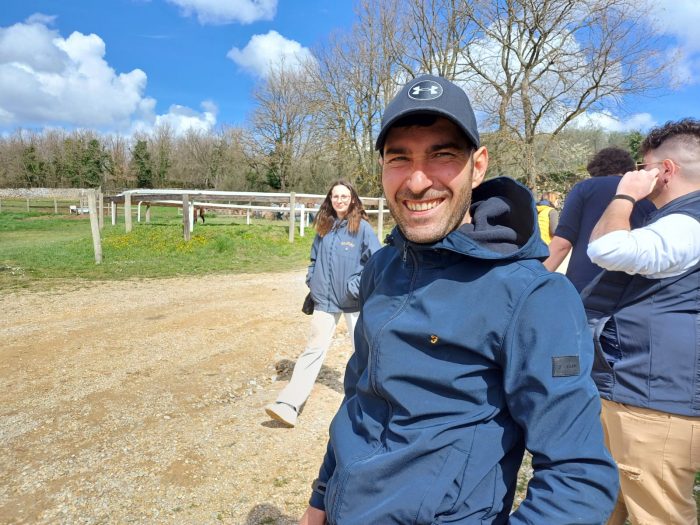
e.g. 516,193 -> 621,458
273,358 -> 343,394
245,503 -> 298,524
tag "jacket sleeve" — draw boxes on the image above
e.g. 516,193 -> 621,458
346,222 -> 382,299
306,234 -> 321,287
308,252 -> 377,510
308,337 -> 368,510
502,273 -> 618,524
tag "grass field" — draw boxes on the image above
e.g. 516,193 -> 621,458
0,201 -> 319,291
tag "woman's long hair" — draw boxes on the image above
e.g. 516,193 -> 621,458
314,180 -> 369,237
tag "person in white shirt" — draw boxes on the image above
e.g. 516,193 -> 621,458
584,118 -> 700,525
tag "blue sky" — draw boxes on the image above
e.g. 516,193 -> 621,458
0,0 -> 355,135
0,0 -> 698,136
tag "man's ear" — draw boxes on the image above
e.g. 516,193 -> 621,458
471,146 -> 488,188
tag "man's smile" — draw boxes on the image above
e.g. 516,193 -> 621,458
404,198 -> 444,212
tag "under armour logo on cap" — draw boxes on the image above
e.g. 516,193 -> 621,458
409,80 -> 443,101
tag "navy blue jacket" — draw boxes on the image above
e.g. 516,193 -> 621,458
307,218 -> 381,313
310,177 -> 618,524
583,190 -> 700,417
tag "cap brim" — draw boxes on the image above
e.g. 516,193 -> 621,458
375,107 -> 479,151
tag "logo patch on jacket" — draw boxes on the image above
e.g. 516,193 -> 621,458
552,356 -> 580,377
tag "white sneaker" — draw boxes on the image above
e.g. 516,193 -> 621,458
265,402 -> 298,427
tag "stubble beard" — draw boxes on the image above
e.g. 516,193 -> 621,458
388,188 -> 473,244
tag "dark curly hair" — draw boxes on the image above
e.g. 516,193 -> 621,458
586,147 -> 635,178
640,118 -> 700,156
314,180 -> 370,237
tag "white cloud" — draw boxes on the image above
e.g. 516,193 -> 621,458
132,100 -> 218,135
25,13 -> 57,26
0,18 -> 146,129
649,1 -> 700,83
573,111 -> 656,132
167,0 -> 277,25
227,30 -> 313,77
0,16 -> 216,135
0,16 -> 69,73
653,1 -> 700,51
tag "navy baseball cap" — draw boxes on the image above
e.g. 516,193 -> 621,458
375,74 -> 480,152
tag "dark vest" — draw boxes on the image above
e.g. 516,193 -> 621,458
582,190 -> 700,417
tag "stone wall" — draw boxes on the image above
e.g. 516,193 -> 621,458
0,188 -> 88,199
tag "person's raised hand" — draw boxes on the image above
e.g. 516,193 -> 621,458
616,167 -> 660,201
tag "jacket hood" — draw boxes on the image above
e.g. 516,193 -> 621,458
387,176 -> 549,261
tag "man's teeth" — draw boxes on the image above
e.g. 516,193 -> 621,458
406,200 -> 440,211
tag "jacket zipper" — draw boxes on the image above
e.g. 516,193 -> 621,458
368,244 -> 418,423
330,245 -> 419,524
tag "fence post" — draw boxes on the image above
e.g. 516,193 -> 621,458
288,192 -> 296,243
145,204 -> 151,223
26,198 -> 30,212
299,204 -> 305,237
377,198 -> 385,240
125,192 -> 132,233
88,190 -> 102,264
54,198 -> 58,214
98,192 -> 104,229
182,194 -> 191,241
111,201 -> 116,226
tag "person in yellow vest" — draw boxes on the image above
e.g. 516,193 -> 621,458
536,191 -> 560,244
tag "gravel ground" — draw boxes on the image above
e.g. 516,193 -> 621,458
1,271 -> 351,524
10,269 -> 666,524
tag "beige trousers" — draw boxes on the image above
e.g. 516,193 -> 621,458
601,399 -> 700,525
276,309 -> 358,411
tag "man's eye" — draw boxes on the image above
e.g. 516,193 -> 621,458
387,156 -> 409,164
434,151 -> 455,158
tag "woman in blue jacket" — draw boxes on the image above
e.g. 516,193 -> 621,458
265,180 -> 381,427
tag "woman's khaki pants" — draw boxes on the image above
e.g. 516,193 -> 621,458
275,309 -> 358,412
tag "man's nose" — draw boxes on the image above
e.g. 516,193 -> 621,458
406,162 -> 433,193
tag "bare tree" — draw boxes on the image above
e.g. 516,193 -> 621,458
461,0 -> 671,188
247,61 -> 321,192
103,134 -> 130,190
308,0 -> 406,195
149,124 -> 174,188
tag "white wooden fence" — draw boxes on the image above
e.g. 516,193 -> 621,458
106,189 -> 387,242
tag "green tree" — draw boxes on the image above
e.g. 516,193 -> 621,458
21,144 -> 47,187
627,131 -> 644,161
82,139 -> 108,188
131,140 -> 154,188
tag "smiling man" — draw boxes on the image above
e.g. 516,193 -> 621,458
300,75 -> 618,525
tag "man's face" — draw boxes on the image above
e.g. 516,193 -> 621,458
380,117 -> 487,243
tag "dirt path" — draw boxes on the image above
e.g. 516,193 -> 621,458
0,272 -> 354,524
